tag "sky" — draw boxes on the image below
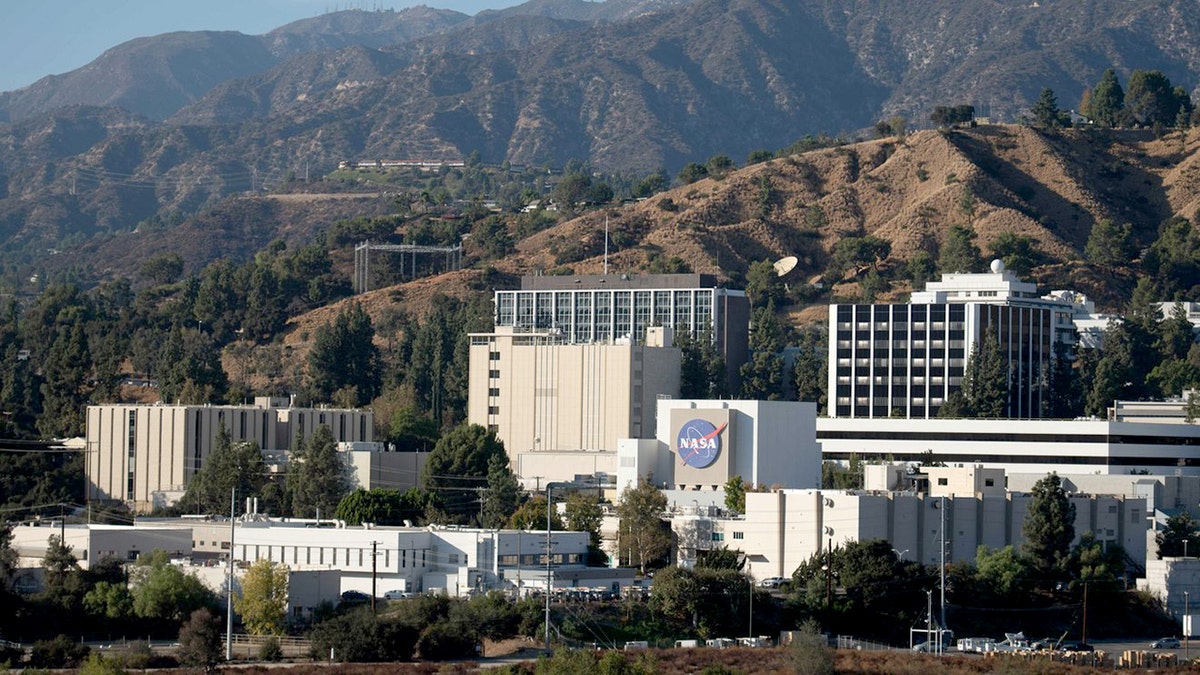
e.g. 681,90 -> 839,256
0,0 -> 524,93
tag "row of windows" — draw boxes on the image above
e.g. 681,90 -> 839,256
498,553 -> 583,565
495,289 -> 716,344
245,545 -> 432,568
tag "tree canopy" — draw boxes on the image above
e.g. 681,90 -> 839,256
1021,473 -> 1076,581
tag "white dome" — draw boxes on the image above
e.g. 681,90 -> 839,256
990,259 -> 1005,274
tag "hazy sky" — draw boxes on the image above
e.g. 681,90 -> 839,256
0,0 -> 524,93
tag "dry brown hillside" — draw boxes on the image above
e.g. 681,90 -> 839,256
274,125 -> 1200,366
489,125 -> 1200,311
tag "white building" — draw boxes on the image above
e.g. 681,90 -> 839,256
829,261 -> 1077,419
617,398 -> 822,495
669,469 -> 1148,580
817,416 -> 1200,476
9,522 -> 193,592
228,521 -> 611,598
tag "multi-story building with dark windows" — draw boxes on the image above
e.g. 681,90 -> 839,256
828,261 -> 1070,419
493,273 -> 749,387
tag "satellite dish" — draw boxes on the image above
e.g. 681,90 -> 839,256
773,255 -> 798,277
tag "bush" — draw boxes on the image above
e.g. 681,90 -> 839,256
78,653 -> 127,675
120,641 -> 154,669
30,634 -> 90,668
259,636 -> 283,661
416,621 -> 479,660
308,606 -> 418,662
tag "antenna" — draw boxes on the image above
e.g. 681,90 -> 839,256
773,255 -> 798,277
604,216 -> 609,276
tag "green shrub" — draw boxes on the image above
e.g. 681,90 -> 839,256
30,634 -> 90,668
259,636 -> 283,661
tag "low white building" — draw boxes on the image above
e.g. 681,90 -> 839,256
818,416 -> 1200,476
228,521 -> 613,597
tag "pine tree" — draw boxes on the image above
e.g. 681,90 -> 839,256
1083,69 -> 1125,127
481,453 -> 521,529
959,326 -> 1009,418
1022,473 -> 1076,581
290,425 -> 351,518
1031,87 -> 1063,128
307,301 -> 380,407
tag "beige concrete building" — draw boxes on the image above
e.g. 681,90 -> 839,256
86,398 -> 372,512
672,472 -> 1148,581
468,326 -> 680,481
10,522 -> 192,575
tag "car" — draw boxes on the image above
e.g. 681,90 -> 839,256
1151,637 -> 1181,649
912,641 -> 936,653
758,577 -> 788,589
339,590 -> 369,603
383,590 -> 414,600
1061,642 -> 1094,652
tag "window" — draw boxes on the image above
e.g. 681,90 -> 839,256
488,388 -> 500,397
127,550 -> 141,561
489,352 -> 501,361
448,553 -> 459,564
711,532 -> 724,542
1108,505 -> 1118,514
732,532 -> 744,540
937,478 -> 948,486
489,370 -> 500,378
488,406 -> 499,415
984,479 -> 994,487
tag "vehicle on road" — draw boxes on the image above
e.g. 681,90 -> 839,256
384,589 -> 414,600
758,577 -> 788,589
1061,642 -> 1094,652
339,590 -> 369,603
1151,637 -> 1181,649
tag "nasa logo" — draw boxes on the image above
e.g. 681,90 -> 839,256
676,418 -> 726,469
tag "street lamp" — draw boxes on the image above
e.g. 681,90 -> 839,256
1186,590 -> 1191,660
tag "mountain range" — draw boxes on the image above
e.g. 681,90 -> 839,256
1,0 -> 1200,284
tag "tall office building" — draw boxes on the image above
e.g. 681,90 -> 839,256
828,261 -> 1071,419
493,273 -> 749,387
467,326 -> 680,479
86,398 -> 371,512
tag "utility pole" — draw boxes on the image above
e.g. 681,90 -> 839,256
226,487 -> 236,662
545,484 -> 554,653
1081,581 -> 1088,646
371,541 -> 379,614
747,562 -> 753,641
940,495 -> 947,653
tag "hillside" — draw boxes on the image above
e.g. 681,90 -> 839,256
474,125 -> 1199,311
3,0 -> 1200,281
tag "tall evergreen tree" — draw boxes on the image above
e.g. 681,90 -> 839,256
1084,218 -> 1136,268
1022,473 -> 1076,581
481,453 -> 521,529
1031,87 -> 1064,128
959,326 -> 1009,417
1044,341 -> 1081,418
1126,69 -> 1188,127
180,427 -> 267,514
307,301 -> 381,407
290,425 -> 351,519
422,424 -> 506,524
739,303 -> 786,400
1083,69 -> 1125,127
